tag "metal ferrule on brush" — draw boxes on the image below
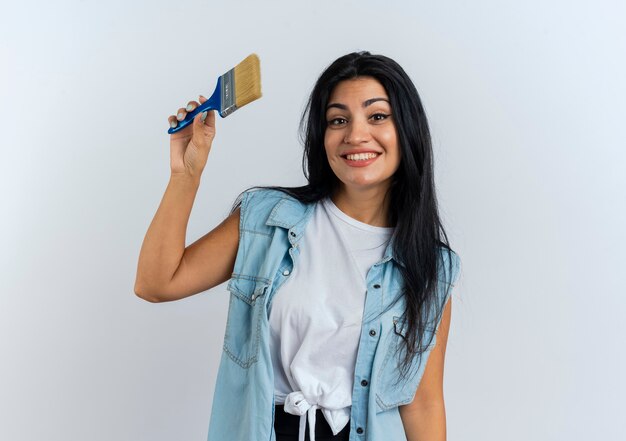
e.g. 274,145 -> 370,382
219,69 -> 237,117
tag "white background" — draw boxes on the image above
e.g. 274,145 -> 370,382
2,1 -> 625,440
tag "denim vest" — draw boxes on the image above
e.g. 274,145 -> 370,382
207,188 -> 460,441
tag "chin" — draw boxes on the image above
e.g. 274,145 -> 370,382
344,180 -> 386,191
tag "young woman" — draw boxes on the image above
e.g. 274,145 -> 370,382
135,52 -> 461,441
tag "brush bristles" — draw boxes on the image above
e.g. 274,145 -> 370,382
234,53 -> 262,109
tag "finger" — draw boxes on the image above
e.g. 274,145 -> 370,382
176,107 -> 187,121
199,95 -> 207,104
193,110 -> 216,138
185,100 -> 199,112
168,115 -> 178,128
193,111 -> 205,126
192,111 -> 209,137
204,109 -> 216,128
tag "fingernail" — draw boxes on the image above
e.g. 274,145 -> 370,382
170,120 -> 177,128
201,111 -> 207,122
186,104 -> 194,111
177,112 -> 184,121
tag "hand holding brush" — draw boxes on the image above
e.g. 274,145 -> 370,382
166,53 -> 262,178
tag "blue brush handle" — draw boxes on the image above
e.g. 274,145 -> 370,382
167,78 -> 222,134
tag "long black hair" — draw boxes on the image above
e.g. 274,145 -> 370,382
230,51 -> 457,380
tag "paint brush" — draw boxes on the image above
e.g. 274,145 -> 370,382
168,53 -> 262,133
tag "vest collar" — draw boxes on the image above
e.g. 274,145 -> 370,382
265,196 -> 405,268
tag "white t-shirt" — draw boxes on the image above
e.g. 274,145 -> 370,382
268,196 -> 394,441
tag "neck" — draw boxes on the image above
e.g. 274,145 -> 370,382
330,184 -> 393,228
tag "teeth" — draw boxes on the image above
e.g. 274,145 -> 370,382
345,152 -> 378,161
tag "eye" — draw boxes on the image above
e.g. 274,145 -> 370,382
370,113 -> 391,122
327,117 -> 348,127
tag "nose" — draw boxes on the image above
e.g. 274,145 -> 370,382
344,118 -> 371,144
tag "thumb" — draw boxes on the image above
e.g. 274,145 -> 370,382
192,110 -> 216,143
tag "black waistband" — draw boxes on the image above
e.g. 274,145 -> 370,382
273,405 -> 350,439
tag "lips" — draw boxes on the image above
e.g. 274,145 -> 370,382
341,152 -> 381,167
340,149 -> 382,158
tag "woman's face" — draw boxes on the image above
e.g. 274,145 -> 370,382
324,76 -> 401,195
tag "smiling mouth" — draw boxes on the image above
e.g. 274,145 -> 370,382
341,152 -> 380,161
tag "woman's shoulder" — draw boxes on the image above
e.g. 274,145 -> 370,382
243,187 -> 293,202
237,187 -> 311,232
241,187 -> 303,213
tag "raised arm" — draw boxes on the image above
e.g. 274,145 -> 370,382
134,95 -> 240,302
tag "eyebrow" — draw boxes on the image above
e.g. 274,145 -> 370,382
326,97 -> 390,111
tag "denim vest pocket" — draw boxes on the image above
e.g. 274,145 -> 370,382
222,276 -> 270,368
375,315 -> 436,413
